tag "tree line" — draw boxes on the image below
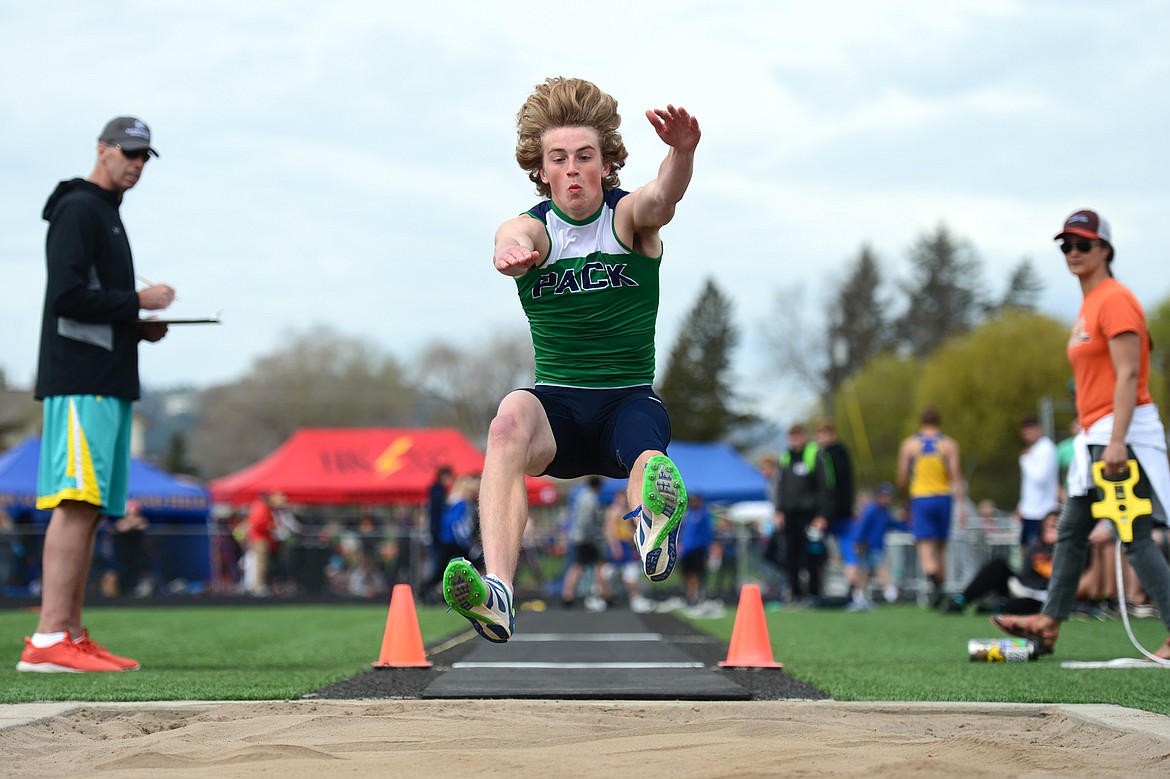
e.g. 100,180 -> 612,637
161,222 -> 1167,510
658,223 -> 1169,507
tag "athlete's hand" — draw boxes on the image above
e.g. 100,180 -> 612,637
645,104 -> 700,152
494,244 -> 541,276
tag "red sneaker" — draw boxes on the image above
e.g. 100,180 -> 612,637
16,632 -> 124,673
76,629 -> 140,671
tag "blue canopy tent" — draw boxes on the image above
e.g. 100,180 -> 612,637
0,437 -> 212,588
599,441 -> 769,506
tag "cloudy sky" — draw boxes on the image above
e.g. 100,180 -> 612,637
2,1 -> 1168,420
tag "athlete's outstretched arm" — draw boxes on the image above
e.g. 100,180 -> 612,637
493,215 -> 546,277
629,104 -> 701,230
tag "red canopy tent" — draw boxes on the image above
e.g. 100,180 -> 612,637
207,427 -> 559,506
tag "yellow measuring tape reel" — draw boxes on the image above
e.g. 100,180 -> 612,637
1090,459 -> 1151,543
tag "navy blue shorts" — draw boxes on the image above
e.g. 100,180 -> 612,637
572,541 -> 603,566
1019,517 -> 1044,546
522,385 -> 672,480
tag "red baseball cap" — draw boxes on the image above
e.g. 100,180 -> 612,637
1055,209 -> 1111,242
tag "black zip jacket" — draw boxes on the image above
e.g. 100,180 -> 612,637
775,444 -> 820,514
816,440 -> 856,520
35,178 -> 142,400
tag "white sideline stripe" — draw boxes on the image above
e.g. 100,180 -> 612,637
511,633 -> 663,642
452,661 -> 704,670
1061,658 -> 1170,669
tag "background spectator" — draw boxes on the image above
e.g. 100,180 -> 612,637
112,499 -> 152,597
679,493 -> 714,607
851,483 -> 908,610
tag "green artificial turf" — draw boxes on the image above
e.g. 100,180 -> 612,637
682,603 -> 1170,716
1,602 -> 1167,714
0,604 -> 451,703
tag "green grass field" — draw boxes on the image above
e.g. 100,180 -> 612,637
683,604 -> 1170,715
1,602 -> 1167,714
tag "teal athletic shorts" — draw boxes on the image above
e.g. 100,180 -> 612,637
37,395 -> 133,516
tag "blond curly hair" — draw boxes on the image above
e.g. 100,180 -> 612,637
515,77 -> 629,199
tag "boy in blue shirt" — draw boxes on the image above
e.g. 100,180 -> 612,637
850,483 -> 908,610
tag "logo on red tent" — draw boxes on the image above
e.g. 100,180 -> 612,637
374,437 -> 413,479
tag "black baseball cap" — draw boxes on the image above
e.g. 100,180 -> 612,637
98,116 -> 159,157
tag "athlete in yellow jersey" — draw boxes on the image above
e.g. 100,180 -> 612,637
897,407 -> 966,607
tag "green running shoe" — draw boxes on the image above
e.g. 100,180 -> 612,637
632,454 -> 687,582
443,558 -> 514,643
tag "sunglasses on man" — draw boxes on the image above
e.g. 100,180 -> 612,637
114,144 -> 150,161
1059,238 -> 1099,255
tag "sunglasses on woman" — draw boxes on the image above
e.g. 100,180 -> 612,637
1059,238 -> 1098,255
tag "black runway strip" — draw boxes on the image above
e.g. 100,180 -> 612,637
310,607 -> 831,702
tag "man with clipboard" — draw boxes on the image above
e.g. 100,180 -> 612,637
19,116 -> 176,673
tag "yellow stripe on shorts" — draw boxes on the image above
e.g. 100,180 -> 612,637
64,397 -> 102,505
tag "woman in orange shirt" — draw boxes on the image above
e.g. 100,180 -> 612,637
995,210 -> 1170,660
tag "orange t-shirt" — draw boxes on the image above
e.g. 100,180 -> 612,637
1066,277 -> 1152,429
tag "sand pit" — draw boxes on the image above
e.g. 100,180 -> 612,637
2,699 -> 1168,778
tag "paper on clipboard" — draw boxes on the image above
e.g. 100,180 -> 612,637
139,312 -> 222,325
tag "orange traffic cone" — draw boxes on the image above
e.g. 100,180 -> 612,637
372,584 -> 432,668
719,583 -> 783,668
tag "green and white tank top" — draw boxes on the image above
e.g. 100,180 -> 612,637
515,189 -> 661,388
